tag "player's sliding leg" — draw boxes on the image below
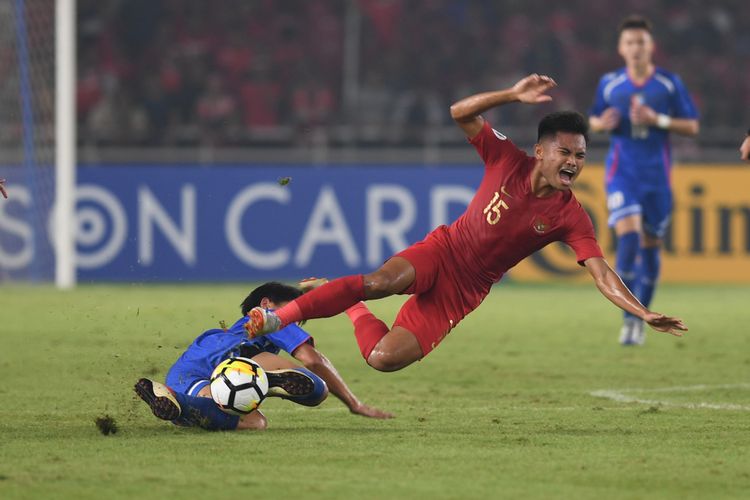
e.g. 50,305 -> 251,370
194,385 -> 267,430
265,368 -> 328,407
134,378 -> 242,431
249,353 -> 328,407
245,257 -> 416,337
134,378 -> 182,421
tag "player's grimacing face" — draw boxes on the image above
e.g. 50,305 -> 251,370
618,29 -> 653,66
536,132 -> 586,191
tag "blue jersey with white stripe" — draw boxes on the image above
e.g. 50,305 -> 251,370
166,316 -> 311,382
590,67 -> 698,188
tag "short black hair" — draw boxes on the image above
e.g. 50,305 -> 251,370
241,282 -> 302,315
619,15 -> 652,34
537,111 -> 589,144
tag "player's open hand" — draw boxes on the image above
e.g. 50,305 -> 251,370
512,74 -> 557,104
350,402 -> 394,419
643,311 -> 688,337
0,178 -> 7,199
629,100 -> 657,126
599,107 -> 621,131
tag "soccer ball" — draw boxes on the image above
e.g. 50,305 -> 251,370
210,357 -> 269,415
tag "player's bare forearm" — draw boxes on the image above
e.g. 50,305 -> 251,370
450,88 -> 519,122
300,349 -> 359,407
585,257 -> 687,336
589,108 -> 621,133
450,74 -> 556,139
632,104 -> 698,137
668,118 -> 699,137
585,257 -> 648,319
588,116 -> 607,133
589,116 -> 615,133
293,345 -> 393,418
449,89 -> 517,138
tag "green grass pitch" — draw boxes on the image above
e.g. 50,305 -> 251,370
1,283 -> 749,499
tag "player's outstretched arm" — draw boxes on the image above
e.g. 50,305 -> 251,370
449,74 -> 557,139
584,257 -> 687,337
292,343 -> 394,419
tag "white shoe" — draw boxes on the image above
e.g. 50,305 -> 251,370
631,320 -> 645,345
619,318 -> 638,346
244,307 -> 282,338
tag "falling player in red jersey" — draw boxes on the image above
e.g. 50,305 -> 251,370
246,74 -> 688,371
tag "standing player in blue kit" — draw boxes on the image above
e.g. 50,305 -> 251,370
589,16 -> 699,345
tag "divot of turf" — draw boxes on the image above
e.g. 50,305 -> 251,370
95,414 -> 118,435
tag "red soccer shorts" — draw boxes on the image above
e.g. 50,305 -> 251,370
392,234 -> 492,356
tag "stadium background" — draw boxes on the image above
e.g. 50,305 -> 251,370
0,0 -> 749,283
2,3 -> 750,500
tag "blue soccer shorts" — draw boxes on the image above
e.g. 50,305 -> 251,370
165,363 -> 211,396
606,181 -> 672,238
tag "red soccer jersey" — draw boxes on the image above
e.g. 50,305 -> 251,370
435,120 -> 603,284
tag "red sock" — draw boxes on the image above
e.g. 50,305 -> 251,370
345,302 -> 388,360
275,275 -> 366,326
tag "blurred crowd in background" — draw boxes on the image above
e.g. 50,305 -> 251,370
75,0 -> 750,149
6,0 -> 750,152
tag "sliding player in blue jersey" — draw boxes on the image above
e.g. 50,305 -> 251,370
589,16 -> 699,345
135,281 -> 392,430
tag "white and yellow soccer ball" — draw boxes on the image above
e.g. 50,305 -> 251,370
210,357 -> 269,415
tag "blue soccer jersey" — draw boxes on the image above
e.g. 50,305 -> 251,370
165,316 -> 312,395
590,67 -> 698,188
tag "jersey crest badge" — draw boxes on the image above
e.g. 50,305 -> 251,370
532,215 -> 550,234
